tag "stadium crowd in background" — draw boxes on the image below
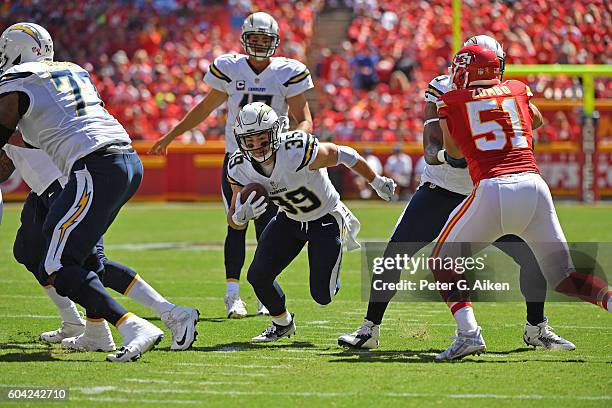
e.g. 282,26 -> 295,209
314,0 -> 610,142
1,0 -> 609,143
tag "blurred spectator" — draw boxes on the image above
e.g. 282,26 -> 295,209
1,0 -> 608,143
412,155 -> 427,191
313,0 -> 610,142
384,145 -> 412,200
353,147 -> 383,199
350,45 -> 379,90
1,0 -> 323,141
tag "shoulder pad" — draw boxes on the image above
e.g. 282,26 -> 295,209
425,75 -> 450,103
210,54 -> 243,84
274,58 -> 310,87
280,130 -> 317,172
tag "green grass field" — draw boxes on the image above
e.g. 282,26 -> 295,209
0,202 -> 611,407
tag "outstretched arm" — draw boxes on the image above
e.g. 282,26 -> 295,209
309,142 -> 396,200
149,88 -> 228,155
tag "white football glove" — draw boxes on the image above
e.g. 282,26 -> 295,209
232,191 -> 268,226
369,175 -> 396,201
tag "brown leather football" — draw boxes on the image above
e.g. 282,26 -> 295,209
240,183 -> 269,204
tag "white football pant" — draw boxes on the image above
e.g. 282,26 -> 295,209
433,172 -> 573,288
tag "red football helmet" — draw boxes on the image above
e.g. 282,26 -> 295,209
449,44 -> 500,90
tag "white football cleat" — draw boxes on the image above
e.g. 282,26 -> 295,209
523,320 -> 576,351
106,315 -> 163,363
161,305 -> 200,350
225,293 -> 247,319
436,326 -> 486,361
40,320 -> 85,343
338,319 -> 380,349
252,315 -> 296,343
256,301 -> 270,316
61,320 -> 116,352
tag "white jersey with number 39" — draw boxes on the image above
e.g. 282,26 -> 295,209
0,61 -> 131,176
227,130 -> 339,222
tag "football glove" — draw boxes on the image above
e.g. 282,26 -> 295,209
232,191 -> 268,226
369,175 -> 396,201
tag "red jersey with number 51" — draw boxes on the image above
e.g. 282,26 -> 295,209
436,79 -> 539,184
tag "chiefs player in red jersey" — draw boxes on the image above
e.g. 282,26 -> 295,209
431,44 -> 611,361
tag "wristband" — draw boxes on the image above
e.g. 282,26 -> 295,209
436,149 -> 447,164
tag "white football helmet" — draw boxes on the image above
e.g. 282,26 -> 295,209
464,35 -> 505,79
0,23 -> 54,74
240,12 -> 280,60
234,102 -> 284,163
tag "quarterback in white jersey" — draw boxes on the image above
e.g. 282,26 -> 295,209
0,22 -> 165,362
150,12 -> 314,318
226,102 -> 396,342
204,53 -> 313,154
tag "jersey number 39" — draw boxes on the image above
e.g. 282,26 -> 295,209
270,186 -> 321,215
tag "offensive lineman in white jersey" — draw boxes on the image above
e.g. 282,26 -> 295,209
0,142 -> 199,352
0,22 -> 166,362
227,102 -> 396,342
339,35 -> 575,352
150,12 -> 314,318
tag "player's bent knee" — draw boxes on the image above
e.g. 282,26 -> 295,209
53,266 -> 97,298
310,288 -> 333,306
247,266 -> 272,288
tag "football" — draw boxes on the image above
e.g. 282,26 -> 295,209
240,182 -> 268,204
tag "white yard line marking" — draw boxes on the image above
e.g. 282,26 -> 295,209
146,370 -> 268,377
70,387 -> 612,401
125,378 -> 254,386
174,362 -> 292,369
72,396 -> 199,405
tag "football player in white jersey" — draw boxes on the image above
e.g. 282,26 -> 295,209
150,12 -> 314,318
339,35 -> 575,352
0,141 -> 200,352
227,102 -> 396,342
0,22 -> 167,362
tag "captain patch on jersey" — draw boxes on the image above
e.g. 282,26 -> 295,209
204,54 -> 314,152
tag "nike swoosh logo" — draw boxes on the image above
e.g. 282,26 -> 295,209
176,328 -> 188,346
322,222 -> 334,226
